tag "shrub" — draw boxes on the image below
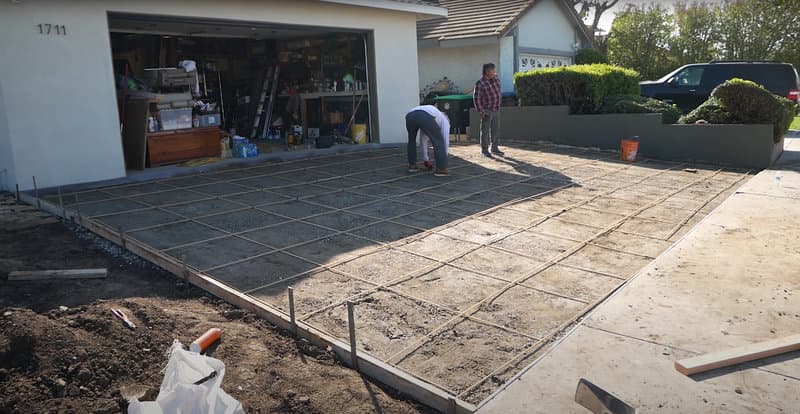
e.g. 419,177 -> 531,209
679,78 -> 798,142
602,94 -> 682,124
777,97 -> 798,139
679,97 -> 733,125
575,48 -> 608,65
514,64 -> 640,114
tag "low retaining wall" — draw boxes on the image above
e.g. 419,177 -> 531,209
469,106 -> 782,169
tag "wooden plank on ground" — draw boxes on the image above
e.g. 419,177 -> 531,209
675,334 -> 800,376
8,268 -> 108,281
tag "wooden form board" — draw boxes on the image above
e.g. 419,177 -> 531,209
21,194 -> 477,414
8,268 -> 107,281
675,334 -> 800,376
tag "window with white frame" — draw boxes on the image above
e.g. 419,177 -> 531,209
518,53 -> 572,72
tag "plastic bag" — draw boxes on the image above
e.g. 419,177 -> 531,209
127,340 -> 244,414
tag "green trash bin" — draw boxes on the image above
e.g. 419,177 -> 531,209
434,94 -> 474,136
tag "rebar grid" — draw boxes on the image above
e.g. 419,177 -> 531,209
383,167 -> 722,370
43,143 -> 749,402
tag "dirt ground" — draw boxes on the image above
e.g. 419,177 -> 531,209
0,194 -> 430,414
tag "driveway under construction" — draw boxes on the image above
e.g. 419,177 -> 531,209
38,143 -> 749,406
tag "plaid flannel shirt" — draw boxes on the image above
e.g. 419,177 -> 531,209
473,76 -> 501,113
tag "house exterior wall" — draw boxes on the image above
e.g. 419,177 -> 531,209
516,0 -> 578,52
499,36 -> 515,93
418,44 -> 499,95
0,83 -> 14,192
0,0 -> 421,190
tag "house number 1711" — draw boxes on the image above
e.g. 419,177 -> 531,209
37,24 -> 67,36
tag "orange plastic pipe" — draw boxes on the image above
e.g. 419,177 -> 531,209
190,328 -> 221,353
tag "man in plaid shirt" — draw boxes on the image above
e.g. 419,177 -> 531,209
473,63 -> 504,157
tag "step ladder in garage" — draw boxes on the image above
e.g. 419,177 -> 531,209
250,65 -> 281,139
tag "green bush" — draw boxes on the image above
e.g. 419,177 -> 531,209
679,97 -> 733,124
777,97 -> 798,138
514,64 -> 640,114
575,48 -> 608,65
602,94 -> 682,124
679,78 -> 798,142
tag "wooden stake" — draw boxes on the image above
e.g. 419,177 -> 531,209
347,300 -> 358,370
15,184 -> 19,201
675,334 -> 800,376
8,268 -> 107,281
288,286 -> 297,336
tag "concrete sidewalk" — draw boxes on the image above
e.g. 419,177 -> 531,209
477,156 -> 800,412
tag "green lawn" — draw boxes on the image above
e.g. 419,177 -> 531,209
792,116 -> 800,130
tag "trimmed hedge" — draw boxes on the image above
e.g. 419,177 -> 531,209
680,78 -> 798,142
514,64 -> 640,114
575,48 -> 608,65
601,94 -> 682,124
679,97 -> 732,124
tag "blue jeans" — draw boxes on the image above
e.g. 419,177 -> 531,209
406,110 -> 447,169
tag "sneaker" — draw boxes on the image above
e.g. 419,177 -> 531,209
491,149 -> 505,156
481,151 -> 493,158
434,168 -> 450,177
407,164 -> 419,173
423,160 -> 434,170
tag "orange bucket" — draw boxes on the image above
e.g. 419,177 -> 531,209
620,137 -> 639,162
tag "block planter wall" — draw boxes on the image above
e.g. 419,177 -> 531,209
469,106 -> 782,169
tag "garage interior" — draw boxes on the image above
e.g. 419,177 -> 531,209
109,13 -> 374,171
36,141 -> 749,407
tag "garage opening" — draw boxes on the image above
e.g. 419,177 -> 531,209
108,13 -> 375,171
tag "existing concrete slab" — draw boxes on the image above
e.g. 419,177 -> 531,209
477,168 -> 800,414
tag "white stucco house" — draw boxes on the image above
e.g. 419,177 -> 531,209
0,0 -> 447,191
417,0 -> 592,94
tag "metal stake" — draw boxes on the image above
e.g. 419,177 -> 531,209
15,184 -> 19,201
288,286 -> 297,335
118,226 -> 126,249
347,300 -> 358,370
32,176 -> 40,209
448,397 -> 458,414
57,186 -> 65,218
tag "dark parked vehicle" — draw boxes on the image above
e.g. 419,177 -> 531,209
640,61 -> 800,112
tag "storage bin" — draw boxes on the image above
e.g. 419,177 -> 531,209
198,113 -> 221,127
157,108 -> 192,131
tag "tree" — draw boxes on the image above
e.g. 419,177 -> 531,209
669,1 -> 720,66
567,0 -> 619,46
717,0 -> 800,61
607,4 -> 674,80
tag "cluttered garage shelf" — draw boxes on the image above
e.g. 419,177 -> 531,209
112,17 -> 372,170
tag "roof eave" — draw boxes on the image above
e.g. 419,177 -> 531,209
317,0 -> 449,20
